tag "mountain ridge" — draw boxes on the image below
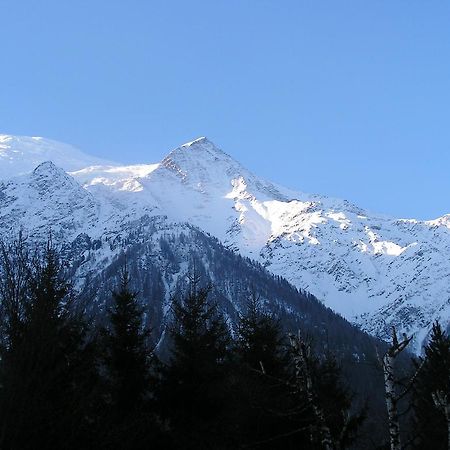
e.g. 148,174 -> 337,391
0,133 -> 448,352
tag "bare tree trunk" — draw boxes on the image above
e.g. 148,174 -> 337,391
432,391 -> 450,450
446,403 -> 450,450
379,327 -> 415,450
290,332 -> 334,450
383,352 -> 401,450
447,404 -> 450,450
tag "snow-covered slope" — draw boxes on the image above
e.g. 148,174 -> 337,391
0,134 -> 448,352
0,134 -> 115,178
0,161 -> 99,240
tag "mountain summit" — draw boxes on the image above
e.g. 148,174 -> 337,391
161,137 -> 247,182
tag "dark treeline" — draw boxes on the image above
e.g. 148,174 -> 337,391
0,238 -> 448,450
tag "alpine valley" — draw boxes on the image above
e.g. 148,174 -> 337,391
0,133 -> 448,354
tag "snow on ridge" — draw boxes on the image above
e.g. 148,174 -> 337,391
164,136 -> 233,164
425,214 -> 450,229
181,136 -> 208,147
71,163 -> 160,182
0,134 -> 117,180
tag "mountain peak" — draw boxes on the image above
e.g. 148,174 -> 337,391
163,137 -> 234,165
31,161 -> 80,192
159,137 -> 244,185
180,136 -> 209,148
153,137 -> 289,204
174,136 -> 231,160
32,160 -> 63,176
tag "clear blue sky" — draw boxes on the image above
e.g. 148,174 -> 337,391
1,1 -> 449,219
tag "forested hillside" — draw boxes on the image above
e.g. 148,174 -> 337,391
0,232 -> 448,449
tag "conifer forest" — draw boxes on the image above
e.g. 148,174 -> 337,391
0,237 -> 448,450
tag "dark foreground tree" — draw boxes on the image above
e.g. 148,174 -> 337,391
103,269 -> 153,412
235,293 -> 288,377
0,242 -> 95,450
412,322 -> 450,450
157,278 -> 233,449
233,294 -> 298,449
98,268 -> 161,449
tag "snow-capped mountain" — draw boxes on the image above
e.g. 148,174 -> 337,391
0,134 -> 448,352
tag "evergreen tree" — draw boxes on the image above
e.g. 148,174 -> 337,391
233,294 -> 297,449
235,293 -> 287,377
103,268 -> 153,412
0,243 -> 93,450
99,268 -> 159,449
158,278 -> 233,449
412,321 -> 450,449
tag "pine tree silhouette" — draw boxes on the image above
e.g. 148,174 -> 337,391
0,242 -> 91,450
412,321 -> 450,449
235,292 -> 287,377
158,276 -> 233,449
233,293 -> 298,449
99,267 -> 159,449
103,268 -> 153,412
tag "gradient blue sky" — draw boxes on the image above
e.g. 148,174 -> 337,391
1,1 -> 449,219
